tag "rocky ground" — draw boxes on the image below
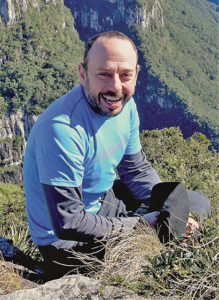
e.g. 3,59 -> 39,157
0,272 -> 150,300
0,236 -> 178,300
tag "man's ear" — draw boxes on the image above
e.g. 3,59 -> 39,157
136,64 -> 140,78
78,63 -> 86,86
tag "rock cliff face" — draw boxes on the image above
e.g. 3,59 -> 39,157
64,0 -> 164,40
0,111 -> 37,183
64,0 -> 203,137
0,0 -> 58,25
0,0 -> 16,25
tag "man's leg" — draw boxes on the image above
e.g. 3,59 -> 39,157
38,238 -> 107,281
113,180 -> 211,242
39,181 -> 212,279
112,179 -> 149,214
38,186 -> 130,280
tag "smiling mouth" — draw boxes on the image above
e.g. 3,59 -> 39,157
101,94 -> 123,104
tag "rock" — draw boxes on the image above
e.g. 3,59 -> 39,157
0,111 -> 38,183
64,0 -> 164,41
0,274 -> 150,299
0,111 -> 37,142
0,0 -> 16,25
0,0 -> 58,25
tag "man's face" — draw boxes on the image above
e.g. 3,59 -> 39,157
78,37 -> 139,116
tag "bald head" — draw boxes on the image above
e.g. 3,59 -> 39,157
82,31 -> 139,72
86,37 -> 138,74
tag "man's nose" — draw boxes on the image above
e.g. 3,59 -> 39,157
110,75 -> 122,92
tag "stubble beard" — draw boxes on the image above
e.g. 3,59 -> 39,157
84,78 -> 130,117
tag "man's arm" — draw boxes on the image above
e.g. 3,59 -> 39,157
117,149 -> 161,203
42,183 -> 139,242
117,99 -> 161,205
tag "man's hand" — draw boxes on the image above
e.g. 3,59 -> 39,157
182,214 -> 199,244
142,211 -> 160,227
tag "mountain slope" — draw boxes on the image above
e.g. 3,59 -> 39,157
135,0 -> 218,142
0,0 -> 84,115
0,0 -> 218,173
64,0 -> 218,146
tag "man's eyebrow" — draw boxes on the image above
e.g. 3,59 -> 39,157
97,67 -> 135,72
97,67 -> 111,71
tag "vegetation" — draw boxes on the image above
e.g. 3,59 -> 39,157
96,217 -> 218,299
0,182 -> 39,258
0,1 -> 218,294
98,128 -> 218,299
139,128 -> 218,298
140,127 -> 218,211
133,0 -> 218,145
0,183 -> 27,231
0,165 -> 20,176
0,261 -> 24,294
0,0 -> 218,148
0,1 -> 217,136
0,128 -> 218,297
142,219 -> 218,299
12,135 -> 24,154
137,0 -> 155,9
0,0 -> 84,115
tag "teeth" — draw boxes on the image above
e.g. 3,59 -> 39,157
102,95 -> 121,103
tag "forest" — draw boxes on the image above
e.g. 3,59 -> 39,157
133,0 -> 218,144
0,0 -> 84,116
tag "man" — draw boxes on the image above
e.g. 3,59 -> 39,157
23,31 -> 211,279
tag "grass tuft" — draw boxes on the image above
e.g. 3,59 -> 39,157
0,260 -> 24,295
0,224 -> 41,260
97,224 -> 162,285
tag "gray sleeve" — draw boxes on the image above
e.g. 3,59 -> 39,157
117,149 -> 161,201
42,184 -> 139,242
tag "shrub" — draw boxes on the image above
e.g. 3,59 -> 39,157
140,127 -> 219,215
142,219 -> 219,299
0,183 -> 27,232
0,183 -> 40,259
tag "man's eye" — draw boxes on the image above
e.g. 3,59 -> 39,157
121,73 -> 133,79
98,73 -> 111,77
